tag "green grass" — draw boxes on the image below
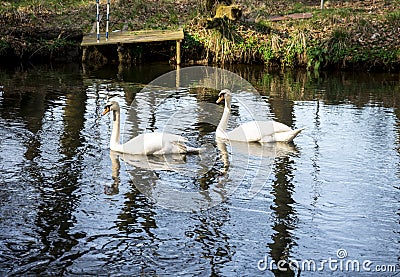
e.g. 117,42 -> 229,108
385,10 -> 400,25
285,2 -> 310,15
2,0 -> 91,9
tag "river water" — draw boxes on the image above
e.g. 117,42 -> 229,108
0,63 -> 399,276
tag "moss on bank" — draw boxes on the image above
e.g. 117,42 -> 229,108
0,0 -> 399,71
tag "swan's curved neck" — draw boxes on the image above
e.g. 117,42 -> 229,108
110,109 -> 123,152
216,96 -> 231,138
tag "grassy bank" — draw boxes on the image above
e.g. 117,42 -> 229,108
1,0 -> 399,70
185,0 -> 400,70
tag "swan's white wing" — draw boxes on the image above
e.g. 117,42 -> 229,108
122,132 -> 189,155
226,121 -> 262,142
121,133 -> 149,154
227,121 -> 292,142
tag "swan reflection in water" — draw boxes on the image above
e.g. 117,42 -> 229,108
216,139 -> 298,199
105,150 -> 189,195
106,140 -> 298,210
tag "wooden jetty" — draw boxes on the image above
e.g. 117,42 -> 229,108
81,29 -> 184,65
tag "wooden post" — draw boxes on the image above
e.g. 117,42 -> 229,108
176,40 -> 181,65
176,65 -> 180,88
117,43 -> 124,65
82,47 -> 87,63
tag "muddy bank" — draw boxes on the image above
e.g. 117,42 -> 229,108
0,27 -> 82,63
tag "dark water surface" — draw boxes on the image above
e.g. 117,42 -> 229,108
0,63 -> 399,276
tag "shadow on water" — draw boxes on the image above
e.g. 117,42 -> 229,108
267,99 -> 299,276
0,63 -> 399,276
268,155 -> 299,277
33,84 -> 87,275
0,64 -> 89,275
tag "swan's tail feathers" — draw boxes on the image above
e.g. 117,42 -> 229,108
174,142 -> 203,154
272,128 -> 304,143
284,128 -> 304,142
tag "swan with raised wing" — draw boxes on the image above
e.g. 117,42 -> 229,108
215,89 -> 303,143
102,101 -> 201,155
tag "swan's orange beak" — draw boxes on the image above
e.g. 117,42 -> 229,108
102,106 -> 110,116
216,95 -> 224,104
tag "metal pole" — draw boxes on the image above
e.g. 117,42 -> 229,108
96,0 -> 100,43
106,0 -> 110,41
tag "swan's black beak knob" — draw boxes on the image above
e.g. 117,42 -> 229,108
102,106 -> 111,116
216,94 -> 224,104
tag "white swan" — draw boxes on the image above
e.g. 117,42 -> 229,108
102,101 -> 201,155
215,89 -> 303,143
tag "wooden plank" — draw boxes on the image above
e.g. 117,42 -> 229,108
268,12 -> 313,22
81,29 -> 184,46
